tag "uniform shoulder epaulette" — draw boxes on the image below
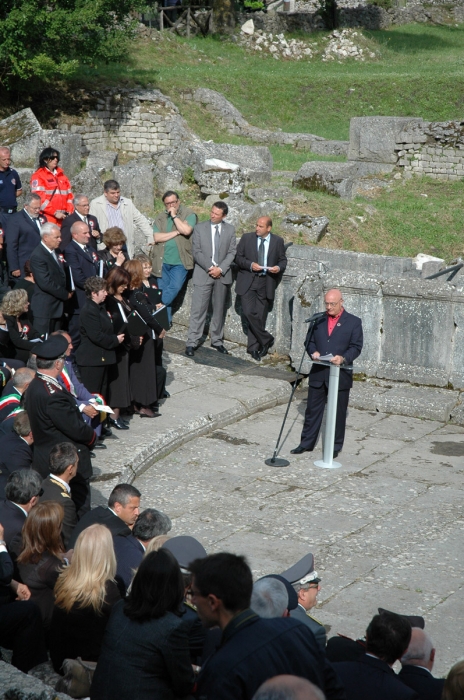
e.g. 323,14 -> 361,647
184,601 -> 197,612
307,612 -> 324,626
60,492 -> 71,499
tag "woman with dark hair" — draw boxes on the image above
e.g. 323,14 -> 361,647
1,288 -> 43,362
124,259 -> 166,418
30,147 -> 73,227
75,277 -> 124,396
90,549 -> 194,700
105,266 -> 133,430
16,501 -> 68,630
99,228 -> 129,273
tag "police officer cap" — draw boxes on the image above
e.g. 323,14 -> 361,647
259,574 -> 299,611
162,536 -> 207,571
378,607 -> 425,629
279,553 -> 321,586
34,335 -> 68,360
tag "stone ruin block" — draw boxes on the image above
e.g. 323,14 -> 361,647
0,108 -> 42,168
348,116 -> 423,164
293,160 -> 394,199
202,143 -> 272,186
71,167 -> 104,204
86,151 -> 119,172
280,213 -> 329,243
113,160 -> 155,212
196,159 -> 246,196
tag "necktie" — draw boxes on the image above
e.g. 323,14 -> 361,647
34,218 -> 40,231
214,225 -> 220,264
258,237 -> 265,268
84,245 -> 90,255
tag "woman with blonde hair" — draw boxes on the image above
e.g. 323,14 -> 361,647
50,523 -> 121,673
443,660 -> 464,700
16,501 -> 67,630
1,287 -> 43,362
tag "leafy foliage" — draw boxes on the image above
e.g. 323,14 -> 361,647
0,0 -> 145,89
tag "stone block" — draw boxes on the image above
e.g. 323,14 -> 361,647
201,143 -> 272,186
86,151 -> 118,172
0,108 -> 42,167
196,159 -> 246,196
113,160 -> 155,212
309,139 -> 349,157
247,186 -> 292,203
348,116 -> 423,164
0,660 -> 71,700
293,161 -> 359,199
71,166 -> 104,203
39,130 -> 83,176
280,213 -> 329,243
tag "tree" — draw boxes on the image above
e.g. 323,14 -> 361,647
0,0 -> 145,90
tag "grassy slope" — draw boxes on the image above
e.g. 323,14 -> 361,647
75,24 -> 464,259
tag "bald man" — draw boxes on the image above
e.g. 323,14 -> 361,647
252,675 -> 326,700
235,217 -> 287,361
399,628 -> 445,700
291,288 -> 363,458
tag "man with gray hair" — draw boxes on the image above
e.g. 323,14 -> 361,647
0,146 -> 22,216
59,194 -> 101,251
0,367 -> 35,422
253,675 -> 326,700
398,627 -> 445,700
113,507 -> 172,592
0,469 -> 42,548
251,578 -> 290,619
29,222 -> 73,333
4,193 -> 45,278
39,442 -> 78,548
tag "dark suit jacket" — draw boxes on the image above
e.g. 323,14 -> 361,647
334,655 -> 419,700
235,231 -> 287,301
0,549 -> 14,604
307,309 -> 363,391
29,243 -> 69,321
398,664 -> 445,700
60,212 -> 101,251
0,431 -> 33,499
4,314 -> 42,363
69,506 -> 131,548
64,240 -> 100,313
196,610 -> 345,700
113,533 -> 144,593
25,374 -> 96,479
290,604 -> 326,651
0,498 -> 27,549
39,476 -> 77,548
75,299 -> 120,367
4,209 -> 42,276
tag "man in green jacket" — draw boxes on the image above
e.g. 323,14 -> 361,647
149,191 -> 197,323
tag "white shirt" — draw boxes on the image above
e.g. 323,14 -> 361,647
49,473 -> 71,494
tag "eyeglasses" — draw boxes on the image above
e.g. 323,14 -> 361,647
48,156 -> 59,161
324,302 -> 340,307
164,199 -> 179,206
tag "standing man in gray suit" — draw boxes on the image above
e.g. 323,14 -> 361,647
185,202 -> 236,356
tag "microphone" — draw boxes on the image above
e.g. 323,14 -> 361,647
304,311 -> 326,323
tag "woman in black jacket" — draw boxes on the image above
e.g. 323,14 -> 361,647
124,260 -> 166,418
75,277 -> 124,397
99,227 -> 129,275
1,288 -> 43,363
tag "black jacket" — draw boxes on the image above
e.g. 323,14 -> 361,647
76,299 -> 120,367
69,506 -> 131,548
25,373 -> 96,479
235,232 -> 287,301
398,664 -> 445,700
306,309 -> 363,391
64,240 -> 101,313
0,498 -> 27,549
113,533 -> 144,593
195,609 -> 346,700
126,287 -> 163,336
0,431 -> 33,499
3,314 -> 42,363
60,212 -> 101,251
334,654 -> 418,700
29,243 -> 69,321
4,209 -> 43,276
39,476 -> 77,549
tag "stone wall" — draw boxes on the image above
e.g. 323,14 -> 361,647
395,120 -> 464,181
59,89 -> 193,158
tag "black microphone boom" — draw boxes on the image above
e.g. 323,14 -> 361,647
304,311 -> 326,323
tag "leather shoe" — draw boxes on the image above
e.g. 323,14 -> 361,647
139,407 -> 161,418
185,346 -> 195,357
93,441 -> 107,450
109,418 -> 129,431
101,426 -> 112,438
260,338 -> 275,359
250,350 -> 261,361
333,450 -> 339,458
290,445 -> 312,454
214,345 -> 229,355
162,390 -> 170,398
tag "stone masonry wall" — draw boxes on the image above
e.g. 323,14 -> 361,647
395,120 -> 464,181
60,89 -> 193,158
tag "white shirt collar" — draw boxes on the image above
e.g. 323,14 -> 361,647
49,473 -> 71,493
74,240 -> 88,252
12,502 -> 28,517
41,240 -> 55,254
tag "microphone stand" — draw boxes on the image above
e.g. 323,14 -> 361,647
265,312 -> 325,468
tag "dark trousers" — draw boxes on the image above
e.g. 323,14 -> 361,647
300,383 -> 351,452
33,316 -> 62,335
0,600 -> 47,672
240,276 -> 273,353
79,365 -> 108,397
70,472 -> 91,518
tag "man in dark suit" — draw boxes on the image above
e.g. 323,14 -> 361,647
24,335 -> 96,517
292,288 -> 363,458
29,223 -> 73,334
0,522 -> 48,672
399,627 -> 445,700
334,611 -> 418,700
113,507 -> 172,593
4,194 -> 46,279
0,412 -> 34,499
68,483 -> 141,548
190,552 -> 346,700
235,217 -> 287,361
185,202 -> 236,357
60,194 -> 101,251
0,469 -> 42,549
64,220 -> 101,349
39,442 -> 78,548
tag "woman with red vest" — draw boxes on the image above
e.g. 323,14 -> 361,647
30,147 -> 73,227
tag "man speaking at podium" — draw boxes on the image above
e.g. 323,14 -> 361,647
291,288 -> 363,458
